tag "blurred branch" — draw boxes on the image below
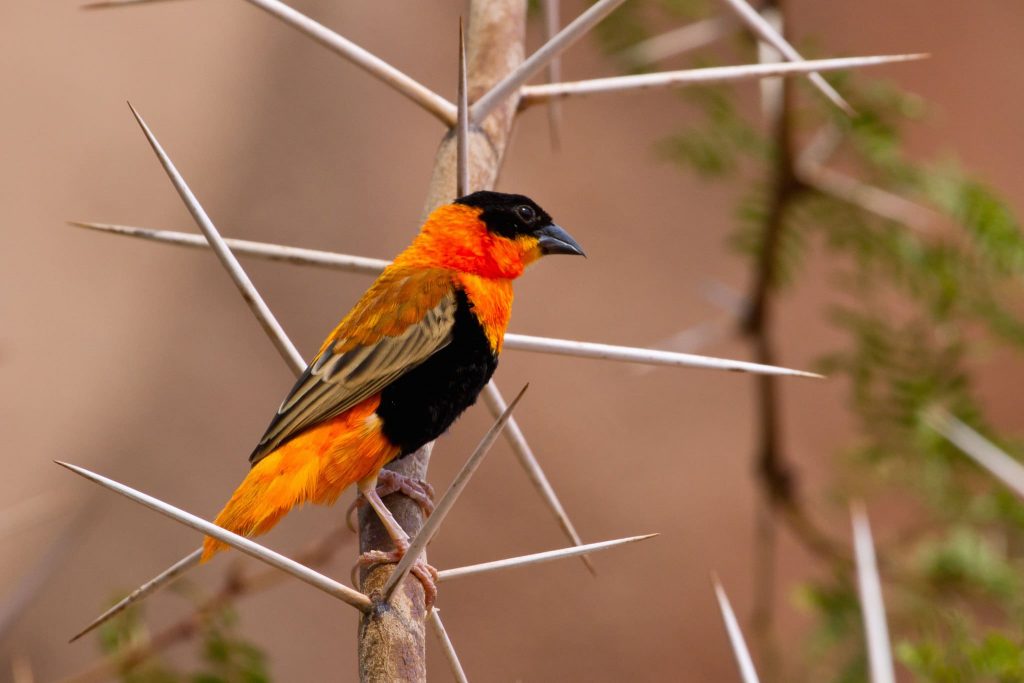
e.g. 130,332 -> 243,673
618,16 -> 731,67
926,408 -> 1024,500
518,54 -> 925,105
716,0 -> 853,113
11,656 -> 34,683
741,6 -> 850,674
794,129 -> 938,232
798,164 -> 937,232
69,550 -> 203,644
82,0 -> 187,9
0,492 -> 63,540
0,516 -> 82,642
851,505 -> 896,683
58,526 -> 351,683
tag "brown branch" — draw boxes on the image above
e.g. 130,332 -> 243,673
739,3 -> 851,676
355,3 -> 527,681
57,525 -> 352,683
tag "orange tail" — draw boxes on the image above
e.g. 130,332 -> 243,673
201,396 -> 398,561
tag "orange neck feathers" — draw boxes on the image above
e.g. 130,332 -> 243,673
393,204 -> 541,280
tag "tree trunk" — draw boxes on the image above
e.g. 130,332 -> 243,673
356,2 -> 527,680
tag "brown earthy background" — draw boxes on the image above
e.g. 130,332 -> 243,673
2,1 -> 1022,681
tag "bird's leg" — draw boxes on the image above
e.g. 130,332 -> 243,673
345,469 -> 435,532
355,474 -> 438,608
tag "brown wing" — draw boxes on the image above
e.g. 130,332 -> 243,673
249,268 -> 456,465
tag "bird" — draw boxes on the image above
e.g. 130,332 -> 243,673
73,190 -> 583,638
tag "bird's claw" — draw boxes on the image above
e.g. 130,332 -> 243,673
354,548 -> 439,610
346,471 -> 436,532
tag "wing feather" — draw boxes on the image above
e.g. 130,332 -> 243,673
249,269 -> 456,465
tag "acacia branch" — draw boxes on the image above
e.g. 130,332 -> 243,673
382,386 -> 527,601
238,0 -> 455,124
470,0 -> 628,123
357,4 -> 529,679
519,54 -> 924,105
716,0 -> 853,113
56,462 -> 372,611
741,7 -> 851,673
126,103 -> 306,375
58,525 -> 352,683
67,222 -> 820,377
82,0 -> 457,124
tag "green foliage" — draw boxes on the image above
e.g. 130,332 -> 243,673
96,586 -> 270,683
659,83 -> 768,178
899,625 -> 1024,682
595,2 -> 1024,681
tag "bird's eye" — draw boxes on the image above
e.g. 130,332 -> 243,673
516,205 -> 536,223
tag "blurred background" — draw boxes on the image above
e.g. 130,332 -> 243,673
3,1 -> 1024,681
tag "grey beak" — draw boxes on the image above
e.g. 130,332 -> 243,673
536,223 -> 585,257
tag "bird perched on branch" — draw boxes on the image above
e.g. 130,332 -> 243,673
202,190 -> 582,597
74,191 -> 583,636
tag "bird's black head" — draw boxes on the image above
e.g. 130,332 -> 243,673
454,190 -> 585,256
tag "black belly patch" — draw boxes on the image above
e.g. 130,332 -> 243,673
376,288 -> 499,456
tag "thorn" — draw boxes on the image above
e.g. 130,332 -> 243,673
383,385 -> 529,600
55,461 -> 372,612
456,18 -> 470,198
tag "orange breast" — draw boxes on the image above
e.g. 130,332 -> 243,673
456,273 -> 513,353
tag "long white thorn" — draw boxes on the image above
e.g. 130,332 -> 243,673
69,549 -> 202,643
799,165 -> 936,232
71,220 -> 821,378
716,0 -> 852,113
428,609 -> 470,683
519,54 -> 927,105
69,222 -> 390,275
480,382 -> 594,575
541,0 -> 563,149
618,16 -> 730,66
73,220 -> 818,377
126,103 -> 306,376
383,385 -> 527,601
711,574 -> 760,683
926,409 -> 1024,500
240,0 -> 456,124
851,504 -> 896,683
471,0 -> 629,122
502,334 -> 820,377
56,462 -> 372,612
456,20 -> 470,198
437,534 -> 657,582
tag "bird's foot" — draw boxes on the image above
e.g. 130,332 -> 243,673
346,470 -> 435,531
355,546 -> 439,609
